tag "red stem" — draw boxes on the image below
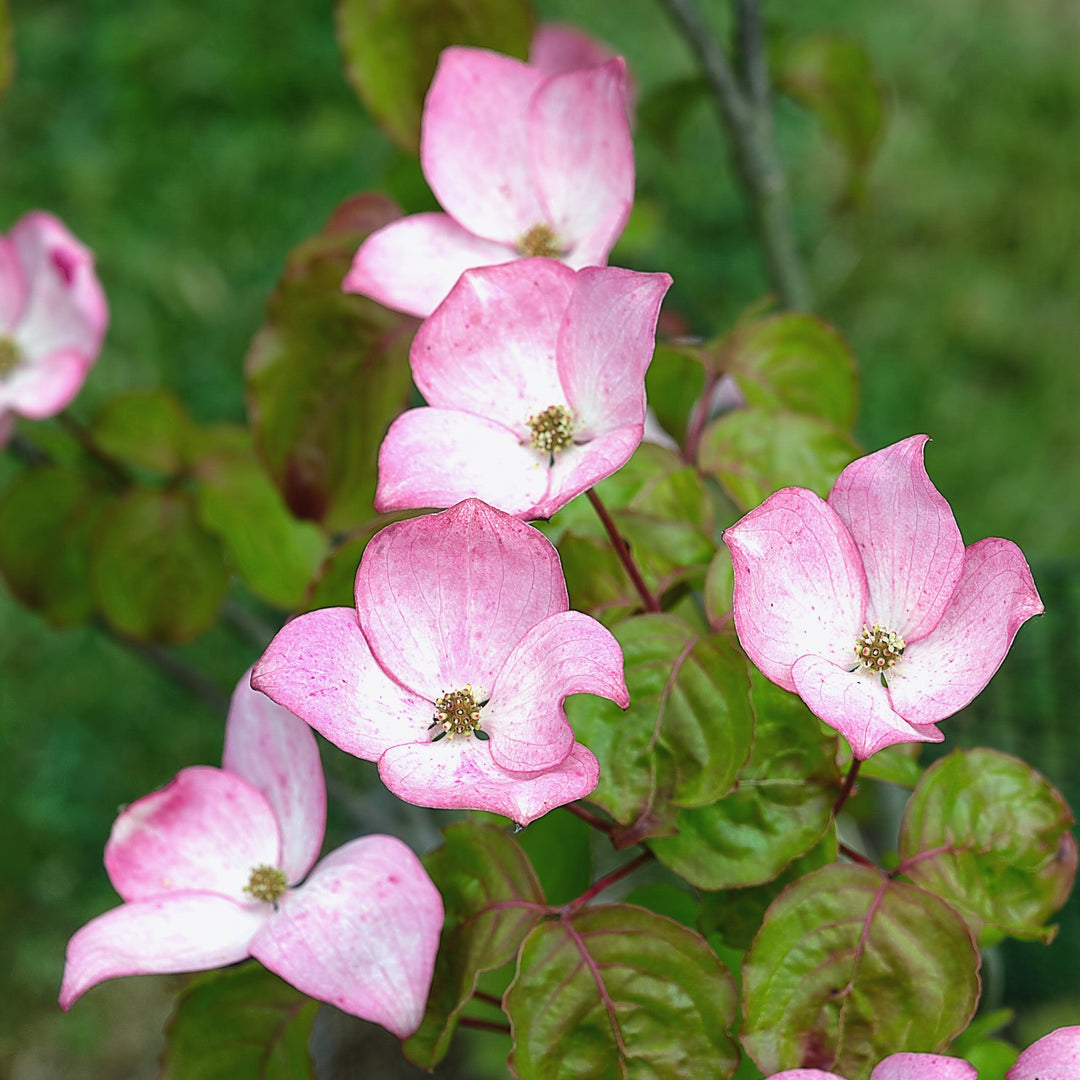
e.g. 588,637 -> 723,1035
458,1016 -> 511,1035
586,488 -> 661,613
682,369 -> 721,464
565,851 -> 652,915
832,758 -> 861,816
472,989 -> 504,1009
838,841 -> 877,869
564,801 -> 615,836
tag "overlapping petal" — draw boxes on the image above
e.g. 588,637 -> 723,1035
0,348 -> 91,416
1008,1026 -> 1080,1079
251,607 -> 432,761
533,425 -> 644,520
59,893 -> 267,1009
104,767 -> 281,903
529,24 -> 614,74
871,1054 -> 977,1080
828,435 -> 964,643
251,836 -> 443,1040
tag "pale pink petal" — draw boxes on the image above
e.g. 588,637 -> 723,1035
828,436 -> 964,643
557,266 -> 671,435
871,1053 -> 977,1080
486,611 -> 627,772
342,213 -> 516,319
410,259 -> 574,432
0,235 -> 28,331
530,24 -> 614,74
725,488 -> 868,691
422,48 -> 546,243
378,738 -> 599,826
59,893 -> 266,1009
531,60 -> 634,255
356,499 -> 568,701
104,766 -> 282,903
251,608 -> 433,762
766,1072 -> 846,1080
251,836 -> 443,1039
791,655 -> 944,760
374,407 -> 548,517
0,348 -> 92,417
10,210 -> 107,359
1008,1026 -> 1080,1080
223,671 -> 326,885
886,537 -> 1044,725
531,424 -> 643,519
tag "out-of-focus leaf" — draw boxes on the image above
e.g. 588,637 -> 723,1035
92,488 -> 228,643
566,614 -> 754,844
646,343 -> 707,447
403,822 -> 545,1070
556,532 -> 636,628
160,961 -> 317,1080
637,76 -> 710,157
726,313 -> 858,431
0,0 -> 14,102
703,547 -> 733,627
649,671 -> 839,889
246,195 -> 417,533
742,863 -> 980,1080
506,904 -> 739,1080
699,406 -> 860,510
192,424 -> 327,610
336,0 -> 534,153
515,807 -> 591,908
90,390 -> 193,475
961,1039 -> 1019,1079
897,748 -> 1078,945
779,33 -> 884,202
0,465 -> 112,627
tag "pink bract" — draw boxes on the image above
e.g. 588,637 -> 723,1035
252,499 -> 628,825
374,259 -> 671,520
1008,1025 -> 1080,1079
724,435 -> 1043,759
343,46 -> 634,318
0,212 -> 108,436
767,1053 -> 976,1079
60,673 -> 443,1038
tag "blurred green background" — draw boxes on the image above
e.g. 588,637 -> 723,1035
1,0 -> 1078,1075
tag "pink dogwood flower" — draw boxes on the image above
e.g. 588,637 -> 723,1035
252,499 -> 627,825
343,46 -> 634,318
767,1053 -> 976,1079
1008,1025 -> 1080,1079
724,435 -> 1043,759
374,259 -> 671,520
60,673 -> 443,1038
0,211 -> 108,441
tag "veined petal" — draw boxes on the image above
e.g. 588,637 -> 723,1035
342,213 -> 515,319
410,259 -> 574,432
871,1054 -> 977,1080
557,266 -> 671,435
0,349 -> 92,418
725,488 -> 868,691
356,499 -> 568,701
59,893 -> 266,1009
0,235 -> 27,331
531,424 -> 643,519
1008,1026 -> 1080,1080
531,59 -> 634,255
105,767 -> 281,903
885,537 -> 1044,726
486,610 -> 627,773
378,739 -> 599,826
223,671 -> 326,886
251,608 -> 432,762
374,407 -> 548,517
421,48 -> 546,243
791,655 -> 944,760
251,836 -> 443,1039
828,435 -> 964,643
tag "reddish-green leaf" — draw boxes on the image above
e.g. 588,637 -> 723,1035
90,390 -> 193,476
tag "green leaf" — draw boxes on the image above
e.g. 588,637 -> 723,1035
897,747 -> 1078,945
92,488 -> 228,643
506,904 -> 739,1080
516,807 -> 592,908
336,0 -> 534,153
623,882 -> 701,929
0,0 -> 13,102
566,614 -> 754,843
649,671 -> 839,889
160,962 -> 317,1080
698,407 -> 860,511
779,34 -> 885,202
703,548 -> 734,627
90,390 -> 193,475
556,532 -> 637,628
742,863 -> 980,1080
645,344 -> 707,448
843,738 -> 924,787
0,465 -> 112,627
192,425 -> 327,609
246,195 -> 417,532
726,313 -> 858,431
403,821 -> 546,1070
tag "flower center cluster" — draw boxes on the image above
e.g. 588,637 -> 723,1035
431,685 -> 487,741
244,863 -> 287,904
518,223 -> 562,259
526,405 -> 575,455
0,336 -> 22,379
853,623 -> 906,671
